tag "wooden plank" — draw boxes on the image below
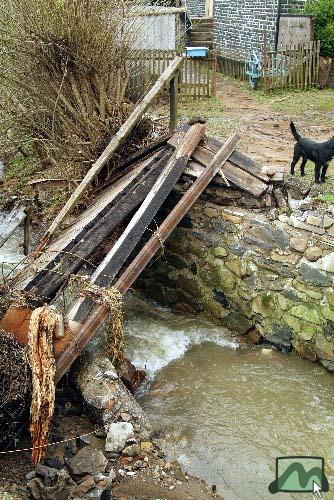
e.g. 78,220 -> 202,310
55,133 -> 240,382
168,132 -> 269,195
36,56 -> 184,253
97,135 -> 171,193
169,128 -> 270,180
9,155 -> 156,292
87,123 -> 205,286
0,204 -> 26,250
184,157 -> 267,197
28,151 -> 174,303
68,123 -> 205,322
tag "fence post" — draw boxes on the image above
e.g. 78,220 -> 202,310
263,32 -> 270,93
23,207 -> 31,256
212,52 -> 217,96
169,70 -> 179,133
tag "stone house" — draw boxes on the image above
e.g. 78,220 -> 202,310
184,0 -> 308,54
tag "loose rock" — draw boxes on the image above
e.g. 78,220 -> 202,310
27,469 -> 75,500
289,237 -> 307,253
72,475 -> 95,496
67,447 -> 108,476
105,422 -> 134,452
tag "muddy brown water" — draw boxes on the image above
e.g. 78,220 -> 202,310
125,295 -> 334,500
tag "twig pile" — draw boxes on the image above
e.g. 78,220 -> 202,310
0,329 -> 31,449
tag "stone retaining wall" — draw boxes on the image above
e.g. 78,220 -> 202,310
139,187 -> 334,371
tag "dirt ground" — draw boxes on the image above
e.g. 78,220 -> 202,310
173,77 -> 334,200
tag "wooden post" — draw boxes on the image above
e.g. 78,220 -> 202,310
263,32 -> 270,93
23,208 -> 31,256
169,71 -> 179,133
35,56 -> 184,255
55,133 -> 240,382
212,52 -> 217,96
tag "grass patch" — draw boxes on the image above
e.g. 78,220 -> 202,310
219,76 -> 334,116
290,159 -> 334,206
177,96 -> 225,119
255,87 -> 334,114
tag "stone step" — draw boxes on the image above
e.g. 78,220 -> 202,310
188,41 -> 213,49
191,30 -> 213,36
191,18 -> 213,27
191,22 -> 213,30
190,33 -> 213,43
191,26 -> 214,33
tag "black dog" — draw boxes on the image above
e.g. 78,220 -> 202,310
290,121 -> 334,183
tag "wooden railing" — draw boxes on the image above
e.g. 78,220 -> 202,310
216,49 -> 248,81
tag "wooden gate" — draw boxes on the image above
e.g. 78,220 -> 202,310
132,49 -> 217,100
263,41 -> 321,91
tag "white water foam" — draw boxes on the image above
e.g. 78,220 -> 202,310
124,302 -> 238,378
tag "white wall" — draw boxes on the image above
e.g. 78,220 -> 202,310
132,8 -> 177,50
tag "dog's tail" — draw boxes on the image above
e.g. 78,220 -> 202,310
290,121 -> 300,142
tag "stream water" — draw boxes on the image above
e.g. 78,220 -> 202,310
125,295 -> 334,500
0,212 -> 25,279
1,213 -> 333,499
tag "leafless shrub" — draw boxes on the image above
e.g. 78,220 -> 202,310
0,0 -> 169,166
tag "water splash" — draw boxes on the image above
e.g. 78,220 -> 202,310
124,293 -> 238,377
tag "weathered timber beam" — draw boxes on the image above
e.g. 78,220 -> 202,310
0,204 -> 27,250
55,132 -> 240,382
68,123 -> 205,322
97,135 -> 172,193
29,150 -> 173,304
168,129 -> 277,189
10,155 -> 158,293
36,56 -> 184,254
184,158 -> 267,197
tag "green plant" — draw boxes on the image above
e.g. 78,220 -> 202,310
304,0 -> 334,57
262,293 -> 274,307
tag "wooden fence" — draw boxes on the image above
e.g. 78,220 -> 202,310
216,50 -> 247,81
131,49 -> 217,100
216,41 -> 321,91
263,41 -> 321,91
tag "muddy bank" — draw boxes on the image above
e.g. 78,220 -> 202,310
0,351 -> 218,500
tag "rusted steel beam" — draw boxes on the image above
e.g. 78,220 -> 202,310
55,132 -> 239,382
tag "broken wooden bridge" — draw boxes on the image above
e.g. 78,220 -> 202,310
0,57 -> 285,384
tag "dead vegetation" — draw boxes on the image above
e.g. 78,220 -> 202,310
0,0 -> 162,170
0,330 -> 31,450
